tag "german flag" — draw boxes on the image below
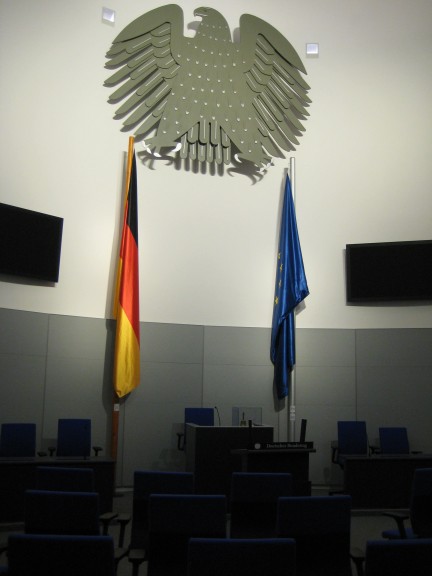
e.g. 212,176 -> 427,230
113,137 -> 140,398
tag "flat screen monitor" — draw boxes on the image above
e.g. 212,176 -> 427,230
346,240 -> 432,302
0,202 -> 63,282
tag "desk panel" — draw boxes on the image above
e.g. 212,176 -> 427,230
0,457 -> 115,521
344,455 -> 432,509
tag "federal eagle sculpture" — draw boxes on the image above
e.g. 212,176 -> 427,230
105,5 -> 311,170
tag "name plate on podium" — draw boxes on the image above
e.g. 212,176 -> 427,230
252,441 -> 314,450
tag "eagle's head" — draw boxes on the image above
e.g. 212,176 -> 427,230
193,6 -> 231,41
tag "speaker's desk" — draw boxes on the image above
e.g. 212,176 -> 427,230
0,457 -> 115,521
232,444 -> 315,496
343,453 -> 432,509
185,424 -> 274,496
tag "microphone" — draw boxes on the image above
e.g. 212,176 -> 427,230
214,406 -> 221,426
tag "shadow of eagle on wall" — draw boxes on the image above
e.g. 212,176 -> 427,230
105,4 -> 311,171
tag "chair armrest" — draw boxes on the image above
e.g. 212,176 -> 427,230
128,548 -> 146,576
99,512 -> 118,535
350,546 -> 366,576
116,513 -> 131,548
382,511 -> 410,538
331,440 -> 338,463
100,512 -> 131,548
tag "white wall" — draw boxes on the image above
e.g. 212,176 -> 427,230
1,0 -> 431,329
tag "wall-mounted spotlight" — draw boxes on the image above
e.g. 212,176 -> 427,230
102,7 -> 116,25
306,43 -> 319,57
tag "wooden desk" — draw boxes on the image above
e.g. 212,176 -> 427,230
0,457 -> 115,521
343,454 -> 432,509
232,447 -> 315,496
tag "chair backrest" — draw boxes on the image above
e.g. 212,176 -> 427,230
185,408 -> 215,428
24,490 -> 100,535
35,466 -> 95,492
187,537 -> 297,576
7,533 -> 115,576
276,495 -> 352,576
0,423 -> 36,457
148,494 -> 227,576
130,470 -> 194,550
230,472 -> 293,538
364,538 -> 432,576
56,419 -> 91,457
379,427 -> 410,454
337,421 -> 368,455
409,468 -> 432,537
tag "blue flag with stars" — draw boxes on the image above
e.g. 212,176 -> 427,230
271,174 -> 309,399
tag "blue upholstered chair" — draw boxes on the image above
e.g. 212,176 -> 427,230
52,418 -> 100,457
363,538 -> 432,576
147,494 -> 227,576
382,468 -> 432,539
128,471 -> 195,575
378,427 -> 410,455
24,489 -> 128,570
333,421 -> 369,468
0,423 -> 36,457
7,533 -> 116,576
229,472 -> 293,538
276,495 -> 353,576
34,466 -> 127,545
35,466 -> 95,491
24,489 -> 101,535
187,537 -> 297,576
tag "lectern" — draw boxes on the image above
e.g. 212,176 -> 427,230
185,424 -> 273,496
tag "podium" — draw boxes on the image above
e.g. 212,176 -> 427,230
185,424 -> 273,496
231,446 -> 315,496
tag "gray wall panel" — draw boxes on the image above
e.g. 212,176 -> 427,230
44,355 -> 110,450
296,364 -> 357,487
48,315 -> 109,359
204,326 -> 272,365
0,308 -> 48,355
122,392 -> 188,486
295,366 -> 356,406
139,361 -> 203,404
0,354 -> 46,432
297,329 -> 355,367
356,328 -> 432,366
357,365 -> 432,453
297,403 -> 349,487
203,364 -> 274,406
141,323 -> 204,363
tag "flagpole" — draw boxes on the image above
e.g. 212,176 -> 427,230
289,156 -> 296,442
111,136 -> 136,460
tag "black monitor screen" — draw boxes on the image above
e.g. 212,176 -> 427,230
0,202 -> 63,283
346,240 -> 432,302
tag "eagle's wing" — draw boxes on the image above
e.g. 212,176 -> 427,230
104,4 -> 185,138
237,14 -> 311,165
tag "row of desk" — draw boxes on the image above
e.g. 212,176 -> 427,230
2,425 -> 431,520
184,424 -> 432,509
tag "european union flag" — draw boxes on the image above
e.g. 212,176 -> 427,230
271,175 -> 309,399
